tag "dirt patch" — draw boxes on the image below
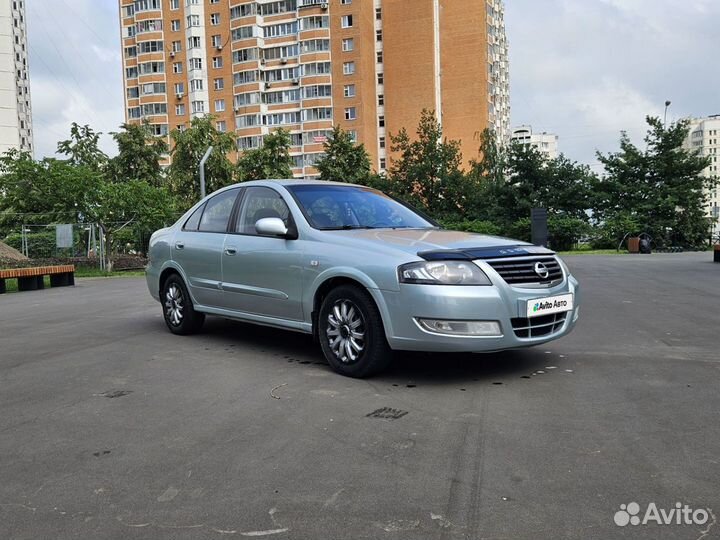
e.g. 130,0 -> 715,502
0,241 -> 28,262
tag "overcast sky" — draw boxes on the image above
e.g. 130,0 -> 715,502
27,0 -> 720,170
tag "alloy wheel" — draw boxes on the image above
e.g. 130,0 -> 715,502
165,284 -> 184,327
326,299 -> 366,364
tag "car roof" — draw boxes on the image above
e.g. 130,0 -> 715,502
230,179 -> 364,188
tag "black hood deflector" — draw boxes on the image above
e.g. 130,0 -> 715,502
418,245 -> 555,261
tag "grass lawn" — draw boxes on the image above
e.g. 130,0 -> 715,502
558,249 -> 627,256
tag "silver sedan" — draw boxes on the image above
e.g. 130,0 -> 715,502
146,180 -> 580,377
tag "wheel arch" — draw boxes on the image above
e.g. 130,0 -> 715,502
310,273 -> 392,343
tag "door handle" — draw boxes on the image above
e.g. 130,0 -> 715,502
175,242 -> 184,250
224,247 -> 237,256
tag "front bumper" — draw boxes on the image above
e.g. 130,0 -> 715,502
374,267 -> 580,353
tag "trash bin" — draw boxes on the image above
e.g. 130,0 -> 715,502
714,245 -> 720,263
628,237 -> 640,253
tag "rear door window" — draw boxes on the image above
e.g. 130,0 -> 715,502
198,189 -> 240,233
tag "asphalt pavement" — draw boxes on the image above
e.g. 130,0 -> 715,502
0,252 -> 718,539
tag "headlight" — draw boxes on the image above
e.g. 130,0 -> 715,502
398,260 -> 491,285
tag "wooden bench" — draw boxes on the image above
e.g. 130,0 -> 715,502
0,265 -> 75,294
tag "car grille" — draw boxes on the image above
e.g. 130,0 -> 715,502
510,312 -> 567,339
485,256 -> 563,286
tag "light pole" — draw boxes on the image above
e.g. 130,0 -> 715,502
664,100 -> 671,127
199,146 -> 214,199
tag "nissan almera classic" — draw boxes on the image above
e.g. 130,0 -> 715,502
146,180 -> 580,377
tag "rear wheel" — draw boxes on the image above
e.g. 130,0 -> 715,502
162,274 -> 205,335
319,285 -> 392,377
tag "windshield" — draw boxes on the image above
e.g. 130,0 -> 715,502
287,184 -> 436,230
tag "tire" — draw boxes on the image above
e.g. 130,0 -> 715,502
318,285 -> 392,378
161,274 -> 205,335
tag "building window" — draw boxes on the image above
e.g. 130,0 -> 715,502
341,0 -> 351,3
173,62 -> 183,73
175,104 -> 185,115
342,38 -> 354,52
380,158 -> 386,169
214,78 -> 224,90
376,51 -> 383,63
170,0 -> 179,9
189,58 -> 203,70
375,7 -> 381,19
171,20 -> 180,31
216,120 -> 226,132
191,101 -> 205,113
343,84 -> 355,97
379,136 -> 385,149
377,72 -> 383,84
215,99 -> 225,112
213,56 -> 223,68
174,82 -> 185,94
345,107 -> 356,121
188,36 -> 201,49
172,41 -> 181,52
187,14 -> 200,27
341,15 -> 353,28
376,29 -> 382,41
212,35 -> 222,48
210,13 -> 220,25
343,61 -> 355,75
378,115 -> 385,127
378,94 -> 384,106
190,78 -> 204,91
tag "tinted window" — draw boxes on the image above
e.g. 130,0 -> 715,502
288,185 -> 433,230
235,187 -> 291,235
183,203 -> 205,231
198,189 -> 240,233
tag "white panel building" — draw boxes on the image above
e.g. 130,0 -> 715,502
683,115 -> 720,235
0,0 -> 33,155
510,125 -> 558,159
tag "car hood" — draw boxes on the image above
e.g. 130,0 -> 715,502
319,228 -> 553,260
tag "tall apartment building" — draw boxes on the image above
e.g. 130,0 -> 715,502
119,0 -> 509,176
0,0 -> 33,155
683,115 -> 720,234
510,125 -> 558,160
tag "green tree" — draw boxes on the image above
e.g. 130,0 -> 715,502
56,123 -> 108,170
596,116 -> 713,247
237,128 -> 294,181
0,144 -> 177,270
316,126 -> 372,183
167,116 -> 236,208
108,121 -> 168,186
382,109 -> 468,219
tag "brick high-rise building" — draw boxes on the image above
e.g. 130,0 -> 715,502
0,0 -> 33,155
119,0 -> 508,176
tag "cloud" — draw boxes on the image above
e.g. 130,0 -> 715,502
507,0 -> 720,168
24,0 -> 720,170
27,0 -> 124,159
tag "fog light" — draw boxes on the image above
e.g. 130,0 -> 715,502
417,319 -> 502,337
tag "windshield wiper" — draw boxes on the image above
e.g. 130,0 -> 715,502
320,225 -> 373,231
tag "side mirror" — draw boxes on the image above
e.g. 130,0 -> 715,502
255,217 -> 290,238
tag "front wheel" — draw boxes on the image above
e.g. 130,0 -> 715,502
318,285 -> 392,377
162,274 -> 205,335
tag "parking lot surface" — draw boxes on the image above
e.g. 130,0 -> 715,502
0,253 -> 718,539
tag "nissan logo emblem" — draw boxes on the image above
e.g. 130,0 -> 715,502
534,262 -> 550,279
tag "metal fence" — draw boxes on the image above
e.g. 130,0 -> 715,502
1,220 -> 155,270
